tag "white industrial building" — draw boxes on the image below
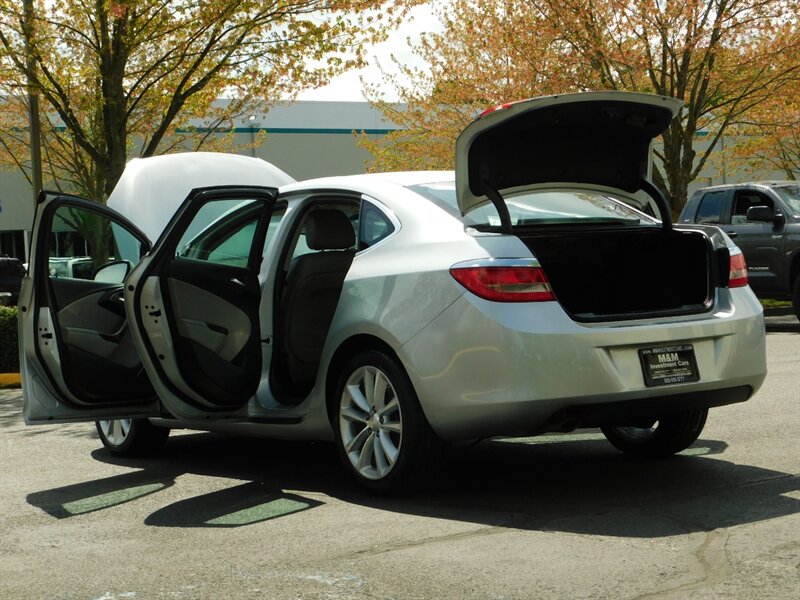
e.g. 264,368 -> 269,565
0,100 -> 399,260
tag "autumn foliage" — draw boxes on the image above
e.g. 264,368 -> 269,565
728,82 -> 800,180
361,0 -> 800,214
0,0 -> 422,200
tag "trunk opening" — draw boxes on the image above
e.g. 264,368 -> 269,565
519,227 -> 714,321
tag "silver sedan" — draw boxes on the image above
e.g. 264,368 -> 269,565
21,91 -> 766,493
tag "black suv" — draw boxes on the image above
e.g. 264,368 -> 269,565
679,181 -> 800,320
0,255 -> 26,306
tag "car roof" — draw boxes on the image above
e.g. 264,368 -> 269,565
279,170 -> 454,194
696,181 -> 797,193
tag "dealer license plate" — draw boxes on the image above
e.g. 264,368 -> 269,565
638,344 -> 700,387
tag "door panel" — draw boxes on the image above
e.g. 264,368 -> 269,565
55,286 -> 147,400
168,278 -> 250,361
163,259 -> 261,406
722,189 -> 783,293
126,187 -> 277,420
22,196 -> 157,424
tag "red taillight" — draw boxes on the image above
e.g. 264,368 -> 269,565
450,265 -> 555,302
728,250 -> 749,288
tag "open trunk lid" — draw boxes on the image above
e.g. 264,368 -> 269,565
451,92 -> 731,322
455,92 -> 682,226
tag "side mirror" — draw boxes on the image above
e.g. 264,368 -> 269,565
746,205 -> 785,226
93,260 -> 131,284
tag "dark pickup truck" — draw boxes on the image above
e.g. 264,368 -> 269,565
679,181 -> 800,320
0,255 -> 26,306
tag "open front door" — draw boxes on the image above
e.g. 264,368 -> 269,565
125,186 -> 277,421
22,194 -> 158,424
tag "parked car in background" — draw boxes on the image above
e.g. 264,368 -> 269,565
0,255 -> 25,306
48,257 -> 94,280
679,181 -> 800,320
20,92 -> 767,493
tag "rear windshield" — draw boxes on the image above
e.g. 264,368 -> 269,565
774,185 -> 800,216
409,181 -> 655,228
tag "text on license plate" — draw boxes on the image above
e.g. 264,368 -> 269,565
638,344 -> 700,387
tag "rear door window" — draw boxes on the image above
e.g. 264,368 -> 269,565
176,202 -> 286,267
176,199 -> 260,267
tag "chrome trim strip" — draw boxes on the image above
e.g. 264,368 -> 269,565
450,257 -> 542,269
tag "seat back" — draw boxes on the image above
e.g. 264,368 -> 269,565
280,209 -> 356,393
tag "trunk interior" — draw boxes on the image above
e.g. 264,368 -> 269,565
519,227 -> 714,321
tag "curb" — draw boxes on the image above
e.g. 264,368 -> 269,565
0,373 -> 21,389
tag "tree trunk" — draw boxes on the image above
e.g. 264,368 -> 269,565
97,0 -> 129,201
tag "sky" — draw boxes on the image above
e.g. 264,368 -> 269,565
295,3 -> 441,102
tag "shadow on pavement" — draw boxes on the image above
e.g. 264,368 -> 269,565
26,428 -> 792,537
28,470 -> 175,519
144,483 -> 321,528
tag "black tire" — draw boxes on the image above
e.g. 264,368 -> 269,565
333,350 -> 448,494
792,275 -> 800,322
601,408 -> 708,458
95,418 -> 170,457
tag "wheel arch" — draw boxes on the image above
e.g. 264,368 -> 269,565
324,334 -> 404,426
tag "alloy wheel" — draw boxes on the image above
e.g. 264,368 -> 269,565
97,418 -> 132,447
339,365 -> 403,480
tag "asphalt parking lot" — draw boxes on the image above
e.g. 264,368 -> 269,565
1,315 -> 798,599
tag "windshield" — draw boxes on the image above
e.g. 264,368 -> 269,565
774,185 -> 800,216
409,181 -> 655,228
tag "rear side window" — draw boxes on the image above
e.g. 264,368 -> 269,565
359,202 -> 395,249
694,191 -> 726,224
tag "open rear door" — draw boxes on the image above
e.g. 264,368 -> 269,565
21,194 -> 158,424
125,186 -> 277,421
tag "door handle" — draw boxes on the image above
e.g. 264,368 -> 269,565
724,231 -> 738,239
230,277 -> 245,286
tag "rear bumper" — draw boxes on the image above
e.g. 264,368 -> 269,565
399,286 -> 767,441
539,384 -> 753,431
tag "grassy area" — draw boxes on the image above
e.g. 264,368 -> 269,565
760,299 -> 792,309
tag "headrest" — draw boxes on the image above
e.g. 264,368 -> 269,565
305,209 -> 356,250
